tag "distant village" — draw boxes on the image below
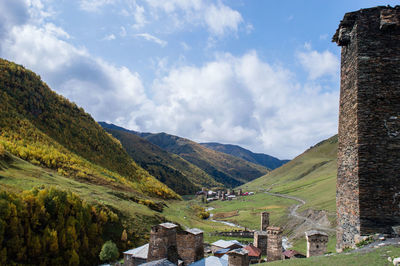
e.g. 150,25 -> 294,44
121,212 -> 329,266
196,187 -> 255,202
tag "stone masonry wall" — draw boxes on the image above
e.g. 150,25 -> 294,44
266,227 -> 282,261
147,224 -> 179,264
334,6 -> 400,250
261,212 -> 269,231
176,232 -> 204,265
253,231 -> 267,256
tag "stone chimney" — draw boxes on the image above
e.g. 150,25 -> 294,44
228,248 -> 249,266
147,223 -> 179,264
176,228 -> 204,265
305,230 -> 329,257
266,226 -> 282,261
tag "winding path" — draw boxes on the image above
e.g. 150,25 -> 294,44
264,191 -> 336,233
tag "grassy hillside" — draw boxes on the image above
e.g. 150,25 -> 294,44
0,58 -> 178,200
0,152 -> 166,248
136,132 -> 270,187
241,135 -> 338,213
201,142 -> 289,170
100,124 -> 223,194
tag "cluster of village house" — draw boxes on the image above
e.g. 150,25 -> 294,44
122,212 -> 329,266
197,188 -> 255,202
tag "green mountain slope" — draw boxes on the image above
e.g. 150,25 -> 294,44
242,135 -> 338,212
136,132 -> 270,187
99,123 -> 223,194
0,58 -> 179,199
200,142 -> 289,170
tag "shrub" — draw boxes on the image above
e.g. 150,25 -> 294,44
99,240 -> 119,263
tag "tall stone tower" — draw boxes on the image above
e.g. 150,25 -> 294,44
261,212 -> 269,231
305,230 -> 329,258
147,223 -> 179,264
176,228 -> 204,265
266,226 -> 282,261
333,6 -> 400,251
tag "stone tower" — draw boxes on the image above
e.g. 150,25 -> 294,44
261,212 -> 269,231
305,230 -> 329,258
227,248 -> 249,266
333,6 -> 400,251
266,226 -> 282,261
176,228 -> 204,265
147,223 -> 179,264
253,231 -> 267,255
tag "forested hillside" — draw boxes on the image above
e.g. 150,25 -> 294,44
0,58 -> 178,200
136,132 -> 270,187
100,122 -> 222,193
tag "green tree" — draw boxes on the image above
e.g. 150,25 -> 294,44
99,241 -> 119,263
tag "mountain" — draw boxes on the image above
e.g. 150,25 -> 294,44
99,122 -> 222,194
0,58 -> 178,199
200,142 -> 289,170
129,131 -> 270,187
241,135 -> 338,212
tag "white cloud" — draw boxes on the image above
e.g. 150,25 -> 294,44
204,3 -> 243,35
297,45 -> 339,80
135,33 -> 167,47
0,0 -> 339,159
138,51 -> 339,158
79,0 -> 115,12
103,33 -> 116,40
132,3 -> 147,29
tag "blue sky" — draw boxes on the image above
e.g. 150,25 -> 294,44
0,0 -> 398,159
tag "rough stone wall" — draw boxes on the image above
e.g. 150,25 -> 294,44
261,212 -> 269,231
253,231 -> 267,255
334,6 -> 400,251
147,225 -> 179,264
306,234 -> 329,257
228,250 -> 249,266
176,232 -> 204,265
266,227 -> 282,261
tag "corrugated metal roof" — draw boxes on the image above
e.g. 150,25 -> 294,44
243,245 -> 261,257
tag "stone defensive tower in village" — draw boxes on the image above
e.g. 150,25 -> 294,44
147,223 -> 179,264
305,231 -> 329,258
261,212 -> 269,231
266,226 -> 282,261
333,6 -> 400,250
176,228 -> 204,265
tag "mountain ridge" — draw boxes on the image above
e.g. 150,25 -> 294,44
200,142 -> 289,170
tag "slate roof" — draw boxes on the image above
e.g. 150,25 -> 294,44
211,240 -> 243,249
190,255 -> 228,266
305,230 -> 328,237
159,222 -> 178,229
186,228 -> 203,235
123,243 -> 149,259
140,258 -> 176,266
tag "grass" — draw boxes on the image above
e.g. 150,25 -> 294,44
240,135 -> 338,214
164,193 -> 297,244
0,153 -> 164,246
263,245 -> 400,265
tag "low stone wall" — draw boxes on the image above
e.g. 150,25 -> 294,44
211,230 -> 254,238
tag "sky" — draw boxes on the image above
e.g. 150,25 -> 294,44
0,0 -> 398,159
